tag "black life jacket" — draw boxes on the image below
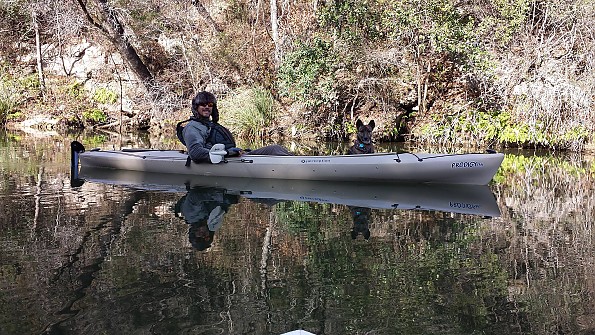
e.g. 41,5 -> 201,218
176,118 -> 236,150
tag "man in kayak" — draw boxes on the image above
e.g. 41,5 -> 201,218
180,91 -> 291,163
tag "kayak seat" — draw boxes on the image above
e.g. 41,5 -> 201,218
176,118 -> 237,150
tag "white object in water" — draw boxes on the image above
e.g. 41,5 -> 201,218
280,330 -> 316,335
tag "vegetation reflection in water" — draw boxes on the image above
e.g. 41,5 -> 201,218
1,132 -> 594,335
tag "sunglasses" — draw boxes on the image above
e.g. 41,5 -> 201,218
198,102 -> 214,107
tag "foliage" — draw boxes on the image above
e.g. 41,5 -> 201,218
18,74 -> 40,91
218,87 -> 278,139
319,0 -> 497,70
65,81 -> 85,99
0,70 -> 39,125
493,0 -> 595,151
477,0 -> 531,46
414,106 -> 590,150
498,119 -> 589,150
391,1 -> 484,64
2,0 -> 594,150
0,1 -> 32,62
277,37 -> 337,108
50,79 -> 112,127
317,0 -> 386,44
92,87 -> 118,104
504,81 -> 592,150
415,109 -> 508,147
82,108 -> 107,124
0,78 -> 19,125
279,0 -> 508,140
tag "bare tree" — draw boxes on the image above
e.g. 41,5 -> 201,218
270,0 -> 280,67
32,10 -> 46,96
191,0 -> 222,33
74,0 -> 153,86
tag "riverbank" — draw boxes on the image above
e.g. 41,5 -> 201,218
3,1 -> 593,152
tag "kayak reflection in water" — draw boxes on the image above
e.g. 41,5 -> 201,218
175,186 -> 239,251
349,206 -> 372,240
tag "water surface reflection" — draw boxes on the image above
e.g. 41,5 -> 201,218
1,131 -> 594,334
175,186 -> 240,251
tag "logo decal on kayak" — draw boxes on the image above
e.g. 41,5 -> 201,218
450,201 -> 480,210
300,196 -> 328,202
301,159 -> 332,163
451,161 -> 484,168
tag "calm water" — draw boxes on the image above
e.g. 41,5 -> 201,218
1,130 -> 594,335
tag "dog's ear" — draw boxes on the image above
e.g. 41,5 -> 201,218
368,120 -> 375,129
356,119 -> 363,128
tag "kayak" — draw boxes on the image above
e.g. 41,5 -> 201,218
71,141 -> 504,185
78,167 -> 501,217
280,331 -> 316,335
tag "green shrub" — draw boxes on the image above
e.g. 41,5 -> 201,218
414,109 -> 513,147
92,87 -> 118,104
317,0 -> 385,44
18,74 -> 40,90
82,108 -> 107,124
66,81 -> 85,99
421,108 -> 591,150
277,37 -> 337,107
219,87 -> 277,139
0,76 -> 20,125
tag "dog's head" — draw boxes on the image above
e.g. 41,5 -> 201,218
355,119 -> 375,145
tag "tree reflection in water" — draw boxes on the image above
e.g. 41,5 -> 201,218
1,134 -> 594,334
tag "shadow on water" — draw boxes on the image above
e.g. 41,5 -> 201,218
349,206 -> 371,240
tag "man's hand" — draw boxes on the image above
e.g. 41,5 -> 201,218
226,148 -> 244,156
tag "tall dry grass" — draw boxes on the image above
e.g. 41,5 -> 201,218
218,87 -> 278,139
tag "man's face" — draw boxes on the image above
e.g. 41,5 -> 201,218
196,102 -> 213,118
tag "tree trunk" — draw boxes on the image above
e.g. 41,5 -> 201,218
75,0 -> 154,86
96,0 -> 153,85
270,0 -> 280,67
191,0 -> 222,33
32,11 -> 46,97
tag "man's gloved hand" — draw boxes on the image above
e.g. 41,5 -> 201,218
226,148 -> 243,156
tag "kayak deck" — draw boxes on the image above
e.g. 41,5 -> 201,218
73,143 -> 504,185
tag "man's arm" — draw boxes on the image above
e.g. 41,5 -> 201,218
183,123 -> 211,162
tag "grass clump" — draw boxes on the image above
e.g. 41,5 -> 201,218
92,87 -> 118,104
0,82 -> 19,125
218,87 -> 277,139
0,70 -> 38,125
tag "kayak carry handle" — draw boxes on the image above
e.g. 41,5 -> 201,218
209,143 -> 227,164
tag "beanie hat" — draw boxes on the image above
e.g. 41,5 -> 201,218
191,91 -> 219,122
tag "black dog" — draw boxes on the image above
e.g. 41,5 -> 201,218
350,206 -> 371,240
348,119 -> 375,154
